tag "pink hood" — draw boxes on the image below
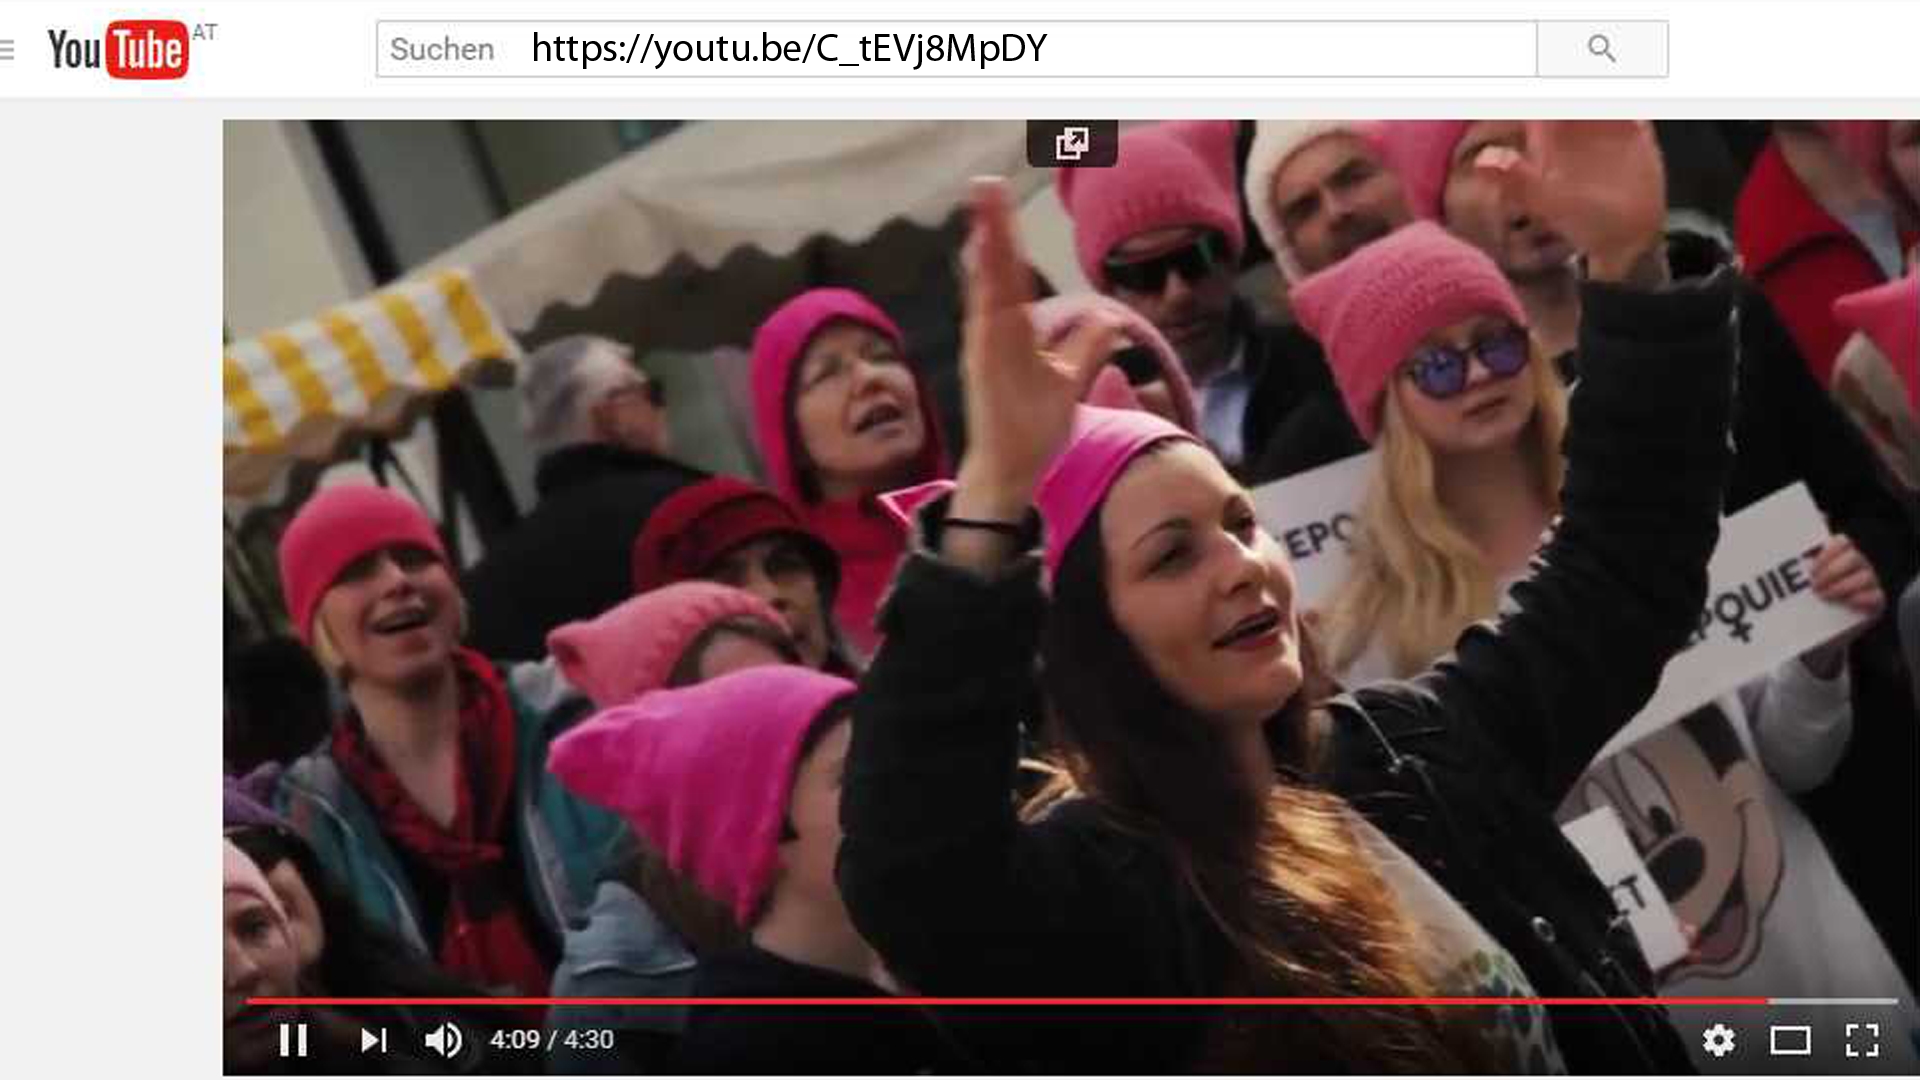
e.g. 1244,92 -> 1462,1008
748,288 -> 950,656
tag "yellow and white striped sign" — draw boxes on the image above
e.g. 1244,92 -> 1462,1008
224,270 -> 520,496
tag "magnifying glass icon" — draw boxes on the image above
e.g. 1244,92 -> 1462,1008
1588,33 -> 1618,63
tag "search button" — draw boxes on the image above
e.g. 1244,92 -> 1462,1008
1539,21 -> 1667,77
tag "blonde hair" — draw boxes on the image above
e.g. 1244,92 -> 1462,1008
1322,345 -> 1568,678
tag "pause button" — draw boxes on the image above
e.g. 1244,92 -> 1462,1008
278,1022 -> 309,1058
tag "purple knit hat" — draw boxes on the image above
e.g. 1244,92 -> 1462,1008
1373,120 -> 1474,221
1290,221 -> 1529,442
1057,120 -> 1246,290
223,765 -> 288,830
547,665 -> 856,926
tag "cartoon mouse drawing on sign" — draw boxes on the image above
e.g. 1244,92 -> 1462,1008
1562,703 -> 1785,982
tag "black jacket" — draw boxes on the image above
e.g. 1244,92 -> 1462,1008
463,444 -> 706,661
1232,307 -> 1369,487
674,945 -> 965,1075
839,270 -> 1739,1074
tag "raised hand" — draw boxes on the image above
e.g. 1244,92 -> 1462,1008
1473,121 -> 1668,281
950,177 -> 1119,524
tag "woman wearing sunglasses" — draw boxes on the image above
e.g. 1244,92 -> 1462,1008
841,123 -> 1727,1074
1302,222 -> 1569,683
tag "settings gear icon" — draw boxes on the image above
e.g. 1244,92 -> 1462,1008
1701,1023 -> 1737,1058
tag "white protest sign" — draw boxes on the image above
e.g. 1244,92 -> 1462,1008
1248,451 -> 1373,608
1253,461 -> 1868,759
1593,482 -> 1866,761
1559,806 -> 1689,971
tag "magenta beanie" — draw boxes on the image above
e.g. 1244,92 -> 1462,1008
546,582 -> 790,711
276,484 -> 448,645
547,666 -> 856,926
1031,294 -> 1200,432
1373,120 -> 1473,222
1290,221 -> 1529,442
748,287 -> 947,505
1057,120 -> 1245,290
1835,274 -> 1920,413
1036,407 -> 1199,580
878,407 -> 1196,584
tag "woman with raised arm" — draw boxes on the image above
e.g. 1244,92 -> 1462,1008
838,122 -> 1736,1074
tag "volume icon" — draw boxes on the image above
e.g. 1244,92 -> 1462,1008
424,1021 -> 464,1060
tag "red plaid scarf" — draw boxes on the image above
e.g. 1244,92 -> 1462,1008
333,648 -> 552,1001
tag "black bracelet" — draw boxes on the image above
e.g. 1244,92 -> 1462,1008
944,516 -> 1028,539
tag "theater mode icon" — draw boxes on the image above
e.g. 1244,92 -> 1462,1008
1768,1024 -> 1812,1057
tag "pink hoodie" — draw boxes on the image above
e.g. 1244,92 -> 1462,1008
750,288 -> 950,657
547,665 -> 857,926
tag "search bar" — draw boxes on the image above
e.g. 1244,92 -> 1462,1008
374,20 -> 1668,79
1538,21 -> 1669,78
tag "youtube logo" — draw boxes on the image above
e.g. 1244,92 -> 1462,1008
49,20 -> 194,80
106,21 -> 188,79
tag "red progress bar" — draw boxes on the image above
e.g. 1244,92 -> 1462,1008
250,996 -> 1770,1007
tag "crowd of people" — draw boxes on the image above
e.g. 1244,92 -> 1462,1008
223,118 -> 1920,1075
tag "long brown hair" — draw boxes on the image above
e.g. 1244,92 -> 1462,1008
1039,463 -> 1492,1073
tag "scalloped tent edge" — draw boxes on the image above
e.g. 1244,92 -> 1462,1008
417,119 -> 1064,333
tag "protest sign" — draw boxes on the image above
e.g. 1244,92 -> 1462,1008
1247,451 -> 1372,608
1559,805 -> 1689,971
1251,461 -> 1868,760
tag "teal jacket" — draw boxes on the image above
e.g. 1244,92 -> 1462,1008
273,663 -> 624,955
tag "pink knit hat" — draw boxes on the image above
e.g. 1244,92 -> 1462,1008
1035,407 -> 1200,580
1372,120 -> 1473,222
1290,221 -> 1529,442
1031,294 -> 1200,432
748,287 -> 948,506
276,484 -> 449,645
878,407 -> 1197,584
1241,120 -> 1392,280
1057,120 -> 1245,291
1834,274 -> 1919,413
546,582 -> 791,711
547,666 -> 857,926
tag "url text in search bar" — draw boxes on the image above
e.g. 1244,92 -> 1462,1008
374,21 -> 1669,80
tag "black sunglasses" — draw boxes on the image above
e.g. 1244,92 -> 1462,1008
1108,344 -> 1163,387
1102,231 -> 1230,294
1402,327 -> 1531,400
